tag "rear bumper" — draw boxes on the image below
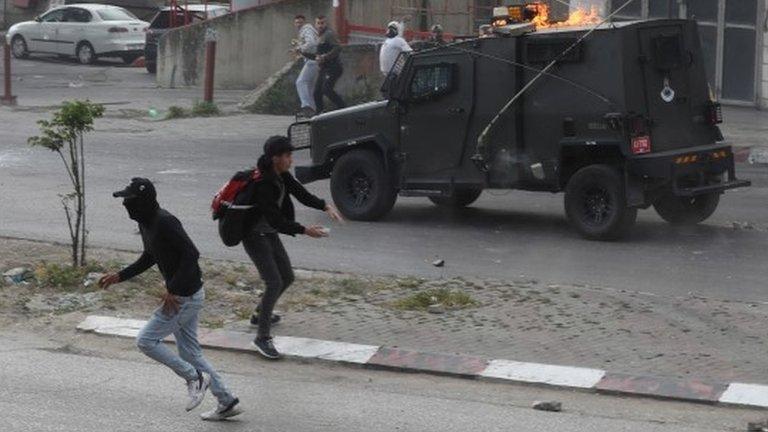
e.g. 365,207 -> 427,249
627,144 -> 751,197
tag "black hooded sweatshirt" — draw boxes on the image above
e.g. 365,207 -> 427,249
118,200 -> 202,297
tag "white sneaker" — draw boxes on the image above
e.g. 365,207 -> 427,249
201,397 -> 243,421
185,371 -> 211,412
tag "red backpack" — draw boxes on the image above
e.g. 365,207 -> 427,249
211,169 -> 262,220
211,169 -> 262,246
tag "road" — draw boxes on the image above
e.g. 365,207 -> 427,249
0,331 -> 761,432
2,58 -> 768,303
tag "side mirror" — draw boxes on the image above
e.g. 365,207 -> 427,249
34,16 -> 43,22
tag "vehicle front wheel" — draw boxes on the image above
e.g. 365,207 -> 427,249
76,42 -> 96,65
653,192 -> 720,225
330,150 -> 397,221
11,36 -> 29,59
429,188 -> 482,208
564,164 -> 637,240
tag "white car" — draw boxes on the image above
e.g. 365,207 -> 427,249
6,4 -> 149,65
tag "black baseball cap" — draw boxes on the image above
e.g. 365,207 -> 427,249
113,177 -> 157,200
263,135 -> 294,157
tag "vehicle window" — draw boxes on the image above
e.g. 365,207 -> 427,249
526,38 -> 582,64
653,34 -> 685,71
150,11 -> 170,28
64,8 -> 91,23
409,63 -> 454,101
40,9 -> 66,22
97,7 -> 138,21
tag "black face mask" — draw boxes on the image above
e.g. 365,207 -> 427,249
386,28 -> 398,38
123,197 -> 158,223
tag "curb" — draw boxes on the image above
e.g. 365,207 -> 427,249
734,146 -> 768,166
77,315 -> 768,409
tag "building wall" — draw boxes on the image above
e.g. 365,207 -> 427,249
157,0 -> 331,89
761,0 -> 768,109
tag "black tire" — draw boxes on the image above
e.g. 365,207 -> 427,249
330,150 -> 397,221
429,188 -> 483,208
653,192 -> 720,225
146,62 -> 157,74
121,54 -> 139,65
564,164 -> 637,240
11,35 -> 29,59
76,42 -> 96,65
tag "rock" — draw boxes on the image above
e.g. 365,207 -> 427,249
25,292 -> 102,313
432,259 -> 445,267
3,267 -> 32,285
732,222 -> 756,230
235,281 -> 249,290
82,272 -> 105,288
747,421 -> 767,432
427,304 -> 445,314
532,401 -> 562,412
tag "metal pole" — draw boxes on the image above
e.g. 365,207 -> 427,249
335,0 -> 348,44
203,40 -> 216,102
2,41 -> 16,106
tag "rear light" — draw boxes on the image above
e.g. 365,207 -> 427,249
629,116 -> 648,136
705,102 -> 723,125
631,135 -> 651,155
710,150 -> 728,160
108,27 -> 129,33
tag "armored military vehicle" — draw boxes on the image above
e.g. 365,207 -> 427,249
289,14 -> 749,240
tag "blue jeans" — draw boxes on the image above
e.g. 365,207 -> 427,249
136,288 -> 234,405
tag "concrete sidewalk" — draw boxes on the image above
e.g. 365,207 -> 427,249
722,106 -> 768,163
77,315 -> 768,409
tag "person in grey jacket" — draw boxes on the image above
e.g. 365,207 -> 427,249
292,14 -> 319,117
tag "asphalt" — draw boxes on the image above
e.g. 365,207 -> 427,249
3,57 -> 768,304
0,330 -> 763,432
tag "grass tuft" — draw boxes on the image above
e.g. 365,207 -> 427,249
392,288 -> 477,311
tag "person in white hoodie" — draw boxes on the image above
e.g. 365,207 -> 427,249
379,21 -> 412,77
292,15 -> 319,117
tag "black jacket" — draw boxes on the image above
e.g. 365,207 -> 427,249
245,171 -> 326,236
118,209 -> 203,296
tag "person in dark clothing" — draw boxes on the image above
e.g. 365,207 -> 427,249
99,178 -> 242,422
304,15 -> 346,113
244,136 -> 342,359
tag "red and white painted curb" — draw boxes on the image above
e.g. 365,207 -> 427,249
78,315 -> 768,409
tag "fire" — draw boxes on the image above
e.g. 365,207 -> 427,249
528,3 -> 602,29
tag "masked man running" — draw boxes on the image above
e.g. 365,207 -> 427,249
99,178 -> 242,421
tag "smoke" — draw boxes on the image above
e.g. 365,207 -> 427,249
569,0 -> 608,16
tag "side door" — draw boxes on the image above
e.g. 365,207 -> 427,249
57,8 -> 91,55
398,53 -> 474,181
28,8 -> 65,52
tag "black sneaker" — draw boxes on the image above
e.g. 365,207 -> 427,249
251,337 -> 281,359
201,397 -> 243,421
249,313 -> 281,326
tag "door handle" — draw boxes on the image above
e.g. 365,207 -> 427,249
448,107 -> 465,114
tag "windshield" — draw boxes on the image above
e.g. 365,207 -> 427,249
97,7 -> 139,21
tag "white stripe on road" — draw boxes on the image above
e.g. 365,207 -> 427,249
719,383 -> 768,407
274,336 -> 380,364
77,316 -> 379,364
77,315 -> 145,338
480,359 -> 606,389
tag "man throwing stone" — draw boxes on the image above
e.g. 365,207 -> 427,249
99,177 -> 242,421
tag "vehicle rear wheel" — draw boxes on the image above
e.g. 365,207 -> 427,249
146,62 -> 157,73
653,192 -> 720,225
429,188 -> 482,208
11,36 -> 29,59
564,164 -> 637,240
121,54 -> 139,65
76,42 -> 96,65
331,150 -> 397,221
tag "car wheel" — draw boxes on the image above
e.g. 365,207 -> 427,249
145,62 -> 157,73
11,36 -> 29,59
653,192 -> 720,225
429,188 -> 483,208
330,150 -> 397,221
121,54 -> 139,65
76,42 -> 96,65
564,164 -> 637,240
